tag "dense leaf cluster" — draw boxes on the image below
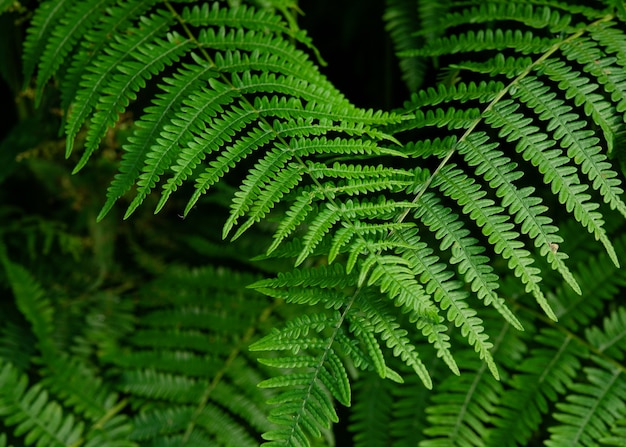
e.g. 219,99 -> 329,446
0,0 -> 625,446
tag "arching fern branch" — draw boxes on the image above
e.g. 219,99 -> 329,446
19,0 -> 626,445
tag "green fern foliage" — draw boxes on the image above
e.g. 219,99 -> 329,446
8,0 -> 626,445
107,265 -> 278,445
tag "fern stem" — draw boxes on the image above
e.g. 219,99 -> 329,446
181,299 -> 279,444
91,398 -> 128,430
397,12 -> 616,226
283,287 -> 360,445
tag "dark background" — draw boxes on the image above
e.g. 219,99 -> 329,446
299,0 -> 408,111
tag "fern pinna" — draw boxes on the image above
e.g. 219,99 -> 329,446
2,0 -> 626,445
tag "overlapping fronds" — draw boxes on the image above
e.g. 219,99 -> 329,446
415,232 -> 626,447
15,0 -> 626,445
0,254 -> 136,447
106,265 -> 278,445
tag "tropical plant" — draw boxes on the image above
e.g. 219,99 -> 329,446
0,0 -> 625,446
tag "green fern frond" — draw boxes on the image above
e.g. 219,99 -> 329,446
430,3 -> 574,36
348,372 -> 394,447
354,295 -> 442,387
250,312 -> 347,447
40,354 -> 120,422
488,328 -> 585,447
383,0 -> 426,91
456,130 -> 581,295
0,361 -> 84,447
83,415 -> 136,447
601,417 -> 626,446
58,0 -> 159,118
65,9 -> 177,160
1,255 -> 54,347
347,316 -> 390,380
76,25 -> 192,173
98,60 -> 218,220
16,1 -> 626,445
400,28 -> 554,59
539,57 -> 622,153
183,2 -> 315,54
420,351 -> 503,447
549,234 -> 626,328
0,320 -> 36,372
510,78 -> 620,265
415,192 -> 523,330
395,227 -> 499,379
129,406 -> 194,441
547,356 -> 626,447
454,53 -> 535,78
33,0 -> 116,105
434,166 -> 554,320
586,306 -> 626,359
106,263 -> 277,444
21,0 -> 72,89
402,81 -> 505,112
121,368 -> 206,403
565,27 -> 626,118
1,255 -> 126,426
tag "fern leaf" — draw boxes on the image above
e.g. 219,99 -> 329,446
58,0 -> 158,117
349,373 -> 395,447
455,53 -> 534,78
402,81 -> 504,113
512,78 -> 619,266
435,166 -> 555,321
65,10 -> 175,160
84,415 -> 137,447
415,192 -> 523,330
485,100 -> 584,291
33,0 -> 115,105
0,361 -> 84,447
98,61 -> 219,220
361,252 -> 438,320
120,368 -> 206,404
266,188 -> 317,255
489,329 -> 586,447
601,418 -> 626,446
129,407 -> 193,440
21,0 -> 71,89
225,143 -> 300,238
41,354 -> 120,422
1,256 -> 54,346
586,306 -> 626,362
431,3 -> 574,36
421,352 -> 503,447
347,317 -> 388,379
458,130 -> 581,295
233,163 -> 305,240
250,312 -> 347,447
396,228 -> 499,379
131,76 -> 243,217
75,30 -> 192,173
383,0 -> 428,90
295,204 -> 340,266
550,235 -> 626,328
329,221 -> 414,264
0,320 -> 36,372
400,28 -> 553,59
354,296 -> 441,388
183,2 -> 318,56
546,357 -> 626,447
565,29 -> 626,119
539,57 -> 622,154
